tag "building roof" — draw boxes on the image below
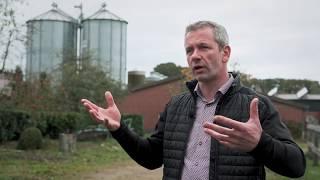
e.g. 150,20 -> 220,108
129,76 -> 308,110
267,95 -> 308,109
28,3 -> 77,23
276,94 -> 320,100
84,3 -> 127,23
130,75 -> 183,92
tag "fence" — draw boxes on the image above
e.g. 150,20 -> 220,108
306,116 -> 320,166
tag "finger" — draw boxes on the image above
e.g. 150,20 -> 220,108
105,91 -> 115,108
204,128 -> 229,142
89,110 -> 104,123
204,127 -> 245,148
204,122 -> 248,144
81,99 -> 99,111
83,103 -> 93,113
203,122 -> 234,136
249,98 -> 259,121
214,115 -> 244,130
83,102 -> 99,112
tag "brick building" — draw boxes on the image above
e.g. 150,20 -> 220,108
119,77 -> 311,132
275,94 -> 320,120
119,76 -> 184,132
269,96 -> 307,123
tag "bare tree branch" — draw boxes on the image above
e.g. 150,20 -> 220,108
1,29 -> 14,73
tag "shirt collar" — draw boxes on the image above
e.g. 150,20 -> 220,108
194,73 -> 234,102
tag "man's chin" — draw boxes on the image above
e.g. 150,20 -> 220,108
194,75 -> 209,82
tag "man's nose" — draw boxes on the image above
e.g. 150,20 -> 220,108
190,49 -> 201,60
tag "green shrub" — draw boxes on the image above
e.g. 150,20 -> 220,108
17,127 -> 43,150
122,114 -> 144,136
0,109 -> 31,143
37,112 -> 84,139
0,109 -> 88,141
285,121 -> 303,140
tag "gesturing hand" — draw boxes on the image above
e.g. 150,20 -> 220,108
203,98 -> 262,152
81,91 -> 121,131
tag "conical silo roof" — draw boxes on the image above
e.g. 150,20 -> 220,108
28,2 -> 77,23
85,3 -> 127,23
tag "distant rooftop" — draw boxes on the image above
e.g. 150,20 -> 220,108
145,71 -> 168,82
276,94 -> 320,100
268,86 -> 320,100
131,75 -> 183,92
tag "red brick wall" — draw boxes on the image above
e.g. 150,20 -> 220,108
119,79 -> 184,132
272,101 -> 306,123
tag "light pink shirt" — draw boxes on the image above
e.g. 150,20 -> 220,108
181,75 -> 234,180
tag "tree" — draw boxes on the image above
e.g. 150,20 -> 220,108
239,72 -> 320,94
2,52 -> 127,113
53,53 -> 127,112
0,0 -> 25,73
153,62 -> 182,77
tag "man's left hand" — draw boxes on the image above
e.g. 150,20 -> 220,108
203,98 -> 262,152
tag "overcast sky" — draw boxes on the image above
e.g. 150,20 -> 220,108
14,0 -> 320,82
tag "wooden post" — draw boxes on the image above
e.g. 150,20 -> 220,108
314,135 -> 319,166
59,133 -> 77,153
306,123 -> 320,166
313,153 -> 319,166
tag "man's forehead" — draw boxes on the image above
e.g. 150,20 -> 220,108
185,28 -> 215,44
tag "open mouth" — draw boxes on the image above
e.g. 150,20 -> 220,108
193,65 -> 205,72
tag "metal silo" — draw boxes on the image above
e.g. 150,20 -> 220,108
81,3 -> 128,85
128,70 -> 145,90
26,3 -> 78,81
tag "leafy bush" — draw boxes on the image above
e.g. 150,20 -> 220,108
35,112 -> 85,139
0,109 -> 89,141
285,121 -> 303,140
17,127 -> 43,150
122,114 -> 144,136
0,109 -> 31,143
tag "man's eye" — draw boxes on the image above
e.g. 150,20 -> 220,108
200,45 -> 209,49
186,49 -> 193,55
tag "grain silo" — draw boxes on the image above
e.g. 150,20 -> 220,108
128,70 -> 145,90
80,3 -> 127,85
26,3 -> 78,81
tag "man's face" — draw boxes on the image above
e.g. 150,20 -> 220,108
184,27 -> 229,83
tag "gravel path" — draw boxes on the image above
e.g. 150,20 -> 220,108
81,160 -> 163,180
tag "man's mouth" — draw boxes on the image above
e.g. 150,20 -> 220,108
193,65 -> 205,72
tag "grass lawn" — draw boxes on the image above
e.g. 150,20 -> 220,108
267,160 -> 320,180
0,138 -> 319,179
0,138 -> 130,180
267,140 -> 320,180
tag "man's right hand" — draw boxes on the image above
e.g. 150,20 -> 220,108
81,91 -> 121,131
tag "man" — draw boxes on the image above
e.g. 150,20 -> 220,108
81,21 -> 306,180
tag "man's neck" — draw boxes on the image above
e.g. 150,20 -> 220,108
198,73 -> 229,102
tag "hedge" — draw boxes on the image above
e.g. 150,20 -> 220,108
0,109 -> 144,142
122,114 -> 144,136
32,112 -> 87,139
0,109 -> 32,143
0,109 -> 90,142
284,121 -> 304,140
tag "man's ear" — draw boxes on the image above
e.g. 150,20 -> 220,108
222,45 -> 231,63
